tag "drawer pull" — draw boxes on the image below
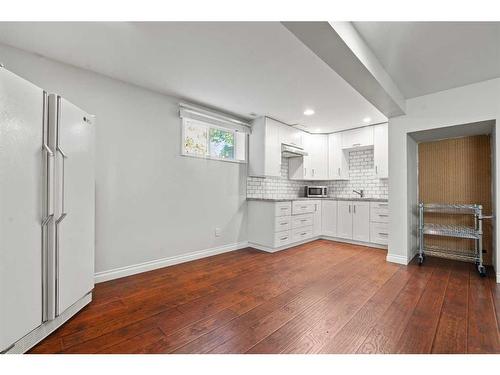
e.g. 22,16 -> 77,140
280,222 -> 288,225
301,232 -> 307,236
378,214 -> 388,217
378,232 -> 388,236
280,207 -> 288,210
301,206 -> 307,209
300,219 -> 308,222
378,203 -> 388,207
280,236 -> 288,241
352,143 -> 361,146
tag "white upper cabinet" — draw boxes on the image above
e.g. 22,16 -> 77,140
341,126 -> 374,149
250,118 -> 388,181
288,133 -> 328,180
308,134 -> 328,180
328,133 -> 349,180
280,124 -> 305,149
373,123 -> 388,179
249,117 -> 281,177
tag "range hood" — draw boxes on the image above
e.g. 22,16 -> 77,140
281,144 -> 308,158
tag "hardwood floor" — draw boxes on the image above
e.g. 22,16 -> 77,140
29,240 -> 500,354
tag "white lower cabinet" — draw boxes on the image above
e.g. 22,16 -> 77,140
292,226 -> 314,242
321,200 -> 337,237
312,201 -> 322,236
336,201 -> 370,242
248,199 -> 387,252
337,201 -> 353,239
248,200 -> 320,251
352,202 -> 370,242
369,201 -> 389,245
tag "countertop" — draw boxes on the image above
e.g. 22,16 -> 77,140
247,197 -> 388,202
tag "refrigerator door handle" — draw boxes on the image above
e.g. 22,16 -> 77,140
54,212 -> 67,316
42,141 -> 55,323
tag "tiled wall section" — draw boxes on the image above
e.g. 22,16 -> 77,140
246,156 -> 307,199
246,149 -> 388,199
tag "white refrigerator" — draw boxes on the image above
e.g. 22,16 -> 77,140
0,67 -> 95,353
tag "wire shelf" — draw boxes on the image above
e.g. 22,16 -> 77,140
422,223 -> 479,239
422,203 -> 481,215
424,247 -> 478,263
418,202 -> 485,275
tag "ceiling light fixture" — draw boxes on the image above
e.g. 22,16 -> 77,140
315,128 -> 321,132
303,109 -> 315,116
363,117 -> 371,123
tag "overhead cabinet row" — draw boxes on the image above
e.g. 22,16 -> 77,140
248,117 -> 388,180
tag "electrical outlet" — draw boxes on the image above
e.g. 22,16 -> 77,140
215,227 -> 221,237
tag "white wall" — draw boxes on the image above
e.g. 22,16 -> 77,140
387,78 -> 500,281
0,44 -> 248,280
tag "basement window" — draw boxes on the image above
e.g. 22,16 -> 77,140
181,118 -> 247,163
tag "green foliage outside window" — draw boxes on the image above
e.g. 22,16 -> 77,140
209,128 -> 235,159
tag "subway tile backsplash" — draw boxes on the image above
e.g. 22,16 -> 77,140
246,149 -> 388,200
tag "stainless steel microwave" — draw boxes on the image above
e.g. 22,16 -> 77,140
305,186 -> 328,198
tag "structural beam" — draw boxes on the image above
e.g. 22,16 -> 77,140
282,21 -> 406,118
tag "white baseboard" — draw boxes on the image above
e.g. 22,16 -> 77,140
94,241 -> 248,283
249,236 -> 322,253
497,272 -> 500,284
386,253 -> 409,265
320,236 -> 388,250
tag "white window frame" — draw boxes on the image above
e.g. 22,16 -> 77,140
181,118 -> 247,164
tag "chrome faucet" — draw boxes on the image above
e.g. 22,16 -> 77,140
353,189 -> 364,198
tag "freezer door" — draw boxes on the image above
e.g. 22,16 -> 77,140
51,95 -> 95,315
0,68 -> 46,351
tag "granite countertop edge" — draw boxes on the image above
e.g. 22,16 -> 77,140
247,197 -> 388,202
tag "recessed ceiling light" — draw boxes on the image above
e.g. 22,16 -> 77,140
363,117 -> 371,123
303,109 -> 315,116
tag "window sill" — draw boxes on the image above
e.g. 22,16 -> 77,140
180,153 -> 247,164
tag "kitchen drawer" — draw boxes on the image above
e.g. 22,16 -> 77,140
292,201 -> 316,215
275,216 -> 291,232
370,223 -> 389,245
292,214 -> 314,229
274,230 -> 292,247
370,209 -> 389,223
370,201 -> 389,210
274,201 -> 292,217
370,202 -> 389,223
292,226 -> 313,242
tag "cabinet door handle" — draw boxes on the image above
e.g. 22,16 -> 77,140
312,169 -> 315,177
375,165 -> 378,174
348,205 -> 351,213
338,167 -> 340,176
304,167 -> 307,177
354,205 -> 356,214
352,143 -> 361,147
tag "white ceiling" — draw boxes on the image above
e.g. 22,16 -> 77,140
0,22 -> 387,133
353,22 -> 500,99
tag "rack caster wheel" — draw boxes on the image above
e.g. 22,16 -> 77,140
478,265 -> 486,277
418,256 -> 424,266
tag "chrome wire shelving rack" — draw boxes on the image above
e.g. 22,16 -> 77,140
418,203 -> 489,276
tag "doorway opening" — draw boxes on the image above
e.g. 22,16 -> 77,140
408,120 -> 496,272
